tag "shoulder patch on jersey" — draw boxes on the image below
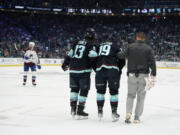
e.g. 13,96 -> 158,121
68,49 -> 73,58
88,50 -> 98,58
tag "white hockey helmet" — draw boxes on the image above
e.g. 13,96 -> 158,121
29,42 -> 35,47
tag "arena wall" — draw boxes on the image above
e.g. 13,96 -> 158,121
0,58 -> 62,67
0,58 -> 180,69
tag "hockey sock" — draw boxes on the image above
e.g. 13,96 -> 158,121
23,75 -> 27,82
78,96 -> 87,106
70,92 -> 78,105
97,93 -> 105,108
110,94 -> 118,112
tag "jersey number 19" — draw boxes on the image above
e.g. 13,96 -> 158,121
99,44 -> 111,56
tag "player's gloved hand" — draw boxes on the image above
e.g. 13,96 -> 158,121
62,64 -> 69,71
24,56 -> 29,60
37,64 -> 41,69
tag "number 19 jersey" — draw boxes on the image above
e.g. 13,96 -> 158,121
68,40 -> 97,73
96,42 -> 121,72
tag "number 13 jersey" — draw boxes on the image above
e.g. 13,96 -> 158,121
67,39 -> 97,73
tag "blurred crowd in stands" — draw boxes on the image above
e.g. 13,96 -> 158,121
0,13 -> 180,61
1,0 -> 131,9
2,0 -> 179,9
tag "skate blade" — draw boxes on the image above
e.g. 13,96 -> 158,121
112,118 -> 119,122
112,114 -> 120,122
76,115 -> 88,120
71,114 -> 76,119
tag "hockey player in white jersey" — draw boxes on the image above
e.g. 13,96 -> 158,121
23,42 -> 41,86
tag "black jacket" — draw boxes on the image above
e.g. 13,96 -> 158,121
117,41 -> 156,76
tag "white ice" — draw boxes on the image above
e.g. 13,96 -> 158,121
0,66 -> 180,135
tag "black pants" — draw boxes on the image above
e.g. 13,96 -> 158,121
95,68 -> 121,95
70,72 -> 91,97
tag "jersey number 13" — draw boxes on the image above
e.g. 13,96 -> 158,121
73,45 -> 86,59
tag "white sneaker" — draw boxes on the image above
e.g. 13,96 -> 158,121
125,113 -> 132,124
133,116 -> 140,124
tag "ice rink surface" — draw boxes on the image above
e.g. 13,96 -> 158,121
0,66 -> 180,135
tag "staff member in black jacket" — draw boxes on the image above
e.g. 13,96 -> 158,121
117,32 -> 156,124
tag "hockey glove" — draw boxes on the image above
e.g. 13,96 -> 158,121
24,56 -> 29,60
62,64 -> 69,71
37,64 -> 41,69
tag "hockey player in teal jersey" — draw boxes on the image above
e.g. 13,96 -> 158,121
62,28 -> 98,119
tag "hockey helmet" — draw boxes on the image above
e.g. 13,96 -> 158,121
84,28 -> 96,40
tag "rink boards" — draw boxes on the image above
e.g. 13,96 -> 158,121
0,58 -> 62,67
0,58 -> 180,69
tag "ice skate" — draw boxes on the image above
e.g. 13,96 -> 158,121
23,82 -> 26,86
32,82 -> 37,86
125,113 -> 132,124
98,107 -> 103,121
111,107 -> 119,122
77,105 -> 88,120
71,106 -> 76,119
112,112 -> 120,122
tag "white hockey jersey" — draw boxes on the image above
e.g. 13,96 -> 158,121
24,49 -> 39,65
